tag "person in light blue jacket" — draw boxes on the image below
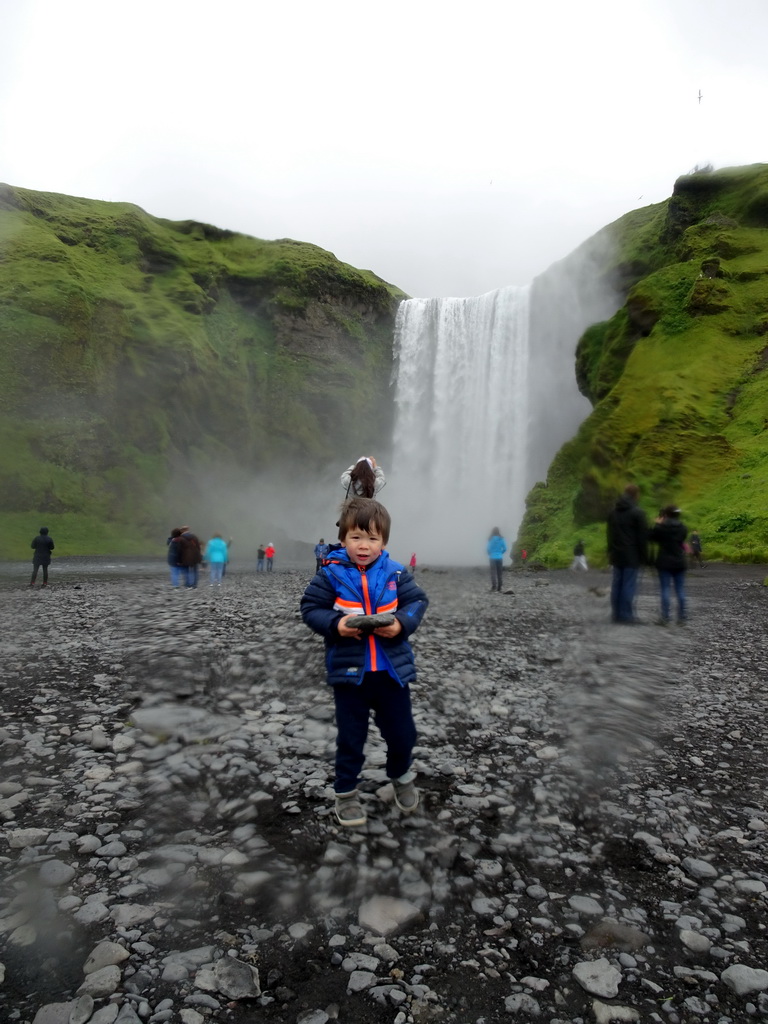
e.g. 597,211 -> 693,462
204,534 -> 229,586
487,527 -> 508,592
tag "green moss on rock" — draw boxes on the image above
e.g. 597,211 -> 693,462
0,184 -> 406,556
521,163 -> 768,566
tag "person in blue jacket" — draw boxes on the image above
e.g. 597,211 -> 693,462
313,537 -> 330,573
487,527 -> 508,592
204,534 -> 229,586
301,497 -> 429,828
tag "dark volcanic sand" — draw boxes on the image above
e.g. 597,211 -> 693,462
0,561 -> 767,1024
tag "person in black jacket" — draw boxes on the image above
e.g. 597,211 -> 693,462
649,505 -> 688,625
30,527 -> 55,586
606,484 -> 648,623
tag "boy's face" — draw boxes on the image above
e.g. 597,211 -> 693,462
344,524 -> 384,567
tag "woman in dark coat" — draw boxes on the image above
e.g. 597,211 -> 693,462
30,527 -> 54,586
649,505 -> 688,625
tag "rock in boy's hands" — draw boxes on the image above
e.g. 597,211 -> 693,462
337,615 -> 362,638
373,618 -> 402,639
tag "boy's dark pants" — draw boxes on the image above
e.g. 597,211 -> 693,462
332,670 -> 416,793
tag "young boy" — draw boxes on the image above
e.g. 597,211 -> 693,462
300,497 -> 429,827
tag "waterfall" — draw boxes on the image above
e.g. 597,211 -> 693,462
388,235 -> 619,565
388,286 -> 530,565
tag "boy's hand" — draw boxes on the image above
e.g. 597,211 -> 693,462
374,618 -> 402,639
337,615 -> 362,638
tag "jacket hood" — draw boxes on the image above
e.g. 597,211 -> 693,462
614,495 -> 636,511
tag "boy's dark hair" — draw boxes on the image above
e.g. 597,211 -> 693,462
337,497 -> 391,544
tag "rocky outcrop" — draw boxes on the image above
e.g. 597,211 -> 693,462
0,185 -> 405,555
521,163 -> 768,565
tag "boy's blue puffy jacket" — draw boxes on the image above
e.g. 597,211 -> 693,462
300,549 -> 428,687
487,535 -> 507,558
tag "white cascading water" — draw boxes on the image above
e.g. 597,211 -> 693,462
387,236 -> 618,565
387,286 -> 530,565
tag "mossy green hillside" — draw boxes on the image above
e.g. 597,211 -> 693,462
520,164 -> 768,566
0,185 -> 405,557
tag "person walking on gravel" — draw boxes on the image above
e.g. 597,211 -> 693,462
649,505 -> 689,625
30,526 -> 54,586
689,529 -> 706,568
300,497 -> 429,828
487,527 -> 507,592
178,527 -> 203,588
606,484 -> 648,623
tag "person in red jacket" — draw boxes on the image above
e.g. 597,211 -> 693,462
265,543 -> 276,572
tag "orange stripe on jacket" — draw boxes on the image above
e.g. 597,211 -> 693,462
360,572 -> 378,672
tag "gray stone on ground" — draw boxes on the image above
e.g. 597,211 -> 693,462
720,964 -> 768,995
358,895 -> 422,935
38,860 -> 76,886
200,957 -> 261,1000
84,941 -> 130,975
76,965 -> 121,998
31,1004 -> 75,1024
572,957 -> 622,998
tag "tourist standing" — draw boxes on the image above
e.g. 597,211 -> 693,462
167,528 -> 183,588
570,539 -> 589,571
178,527 -> 203,588
409,552 -> 417,573
314,538 -> 330,573
649,506 -> 688,625
204,534 -> 229,586
256,544 -> 266,572
487,527 -> 507,592
30,527 -> 54,587
300,497 -> 429,827
341,456 -> 386,499
265,542 -> 276,572
606,484 -> 648,623
689,529 -> 706,568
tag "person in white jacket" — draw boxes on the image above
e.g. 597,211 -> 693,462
341,456 -> 386,499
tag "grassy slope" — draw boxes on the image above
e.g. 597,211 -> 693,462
0,186 -> 404,557
519,164 -> 768,565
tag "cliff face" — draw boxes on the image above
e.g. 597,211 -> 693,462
519,164 -> 768,565
0,186 -> 405,555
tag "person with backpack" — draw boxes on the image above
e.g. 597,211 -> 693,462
178,527 -> 203,588
166,527 -> 183,587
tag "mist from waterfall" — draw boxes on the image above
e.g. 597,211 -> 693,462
387,236 -> 618,565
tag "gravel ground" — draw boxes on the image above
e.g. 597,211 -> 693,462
1,559 -> 767,1024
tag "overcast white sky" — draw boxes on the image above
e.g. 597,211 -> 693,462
2,0 -> 767,298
